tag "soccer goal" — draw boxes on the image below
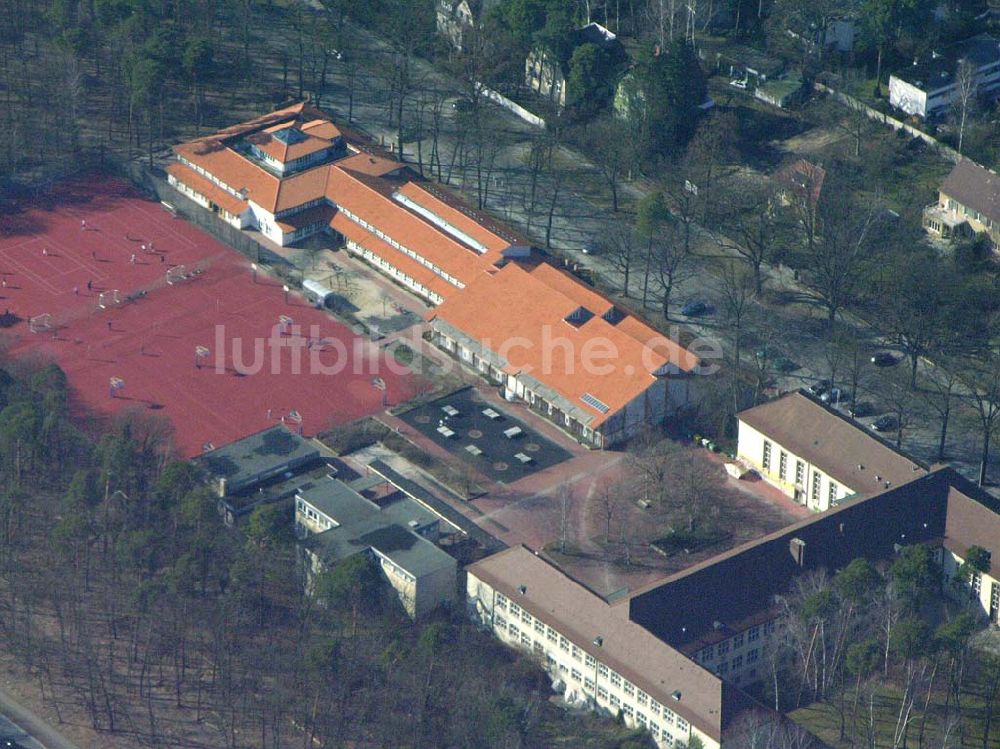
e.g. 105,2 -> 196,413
98,289 -> 121,309
166,265 -> 187,285
28,313 -> 52,333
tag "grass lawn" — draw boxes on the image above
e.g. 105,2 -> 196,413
791,674 -> 1000,749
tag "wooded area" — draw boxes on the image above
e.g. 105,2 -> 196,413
0,359 -> 650,747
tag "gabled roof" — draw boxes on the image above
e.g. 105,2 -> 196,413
166,162 -> 249,217
325,166 -> 504,287
773,159 -> 825,206
629,467 -> 956,652
174,140 -> 281,211
428,262 -> 698,427
942,478 -> 1000,562
940,159 -> 1000,227
738,390 -> 926,493
396,181 -> 525,251
468,545 -> 739,741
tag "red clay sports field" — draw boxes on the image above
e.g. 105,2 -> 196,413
0,176 -> 421,457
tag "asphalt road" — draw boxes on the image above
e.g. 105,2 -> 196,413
0,684 -> 80,749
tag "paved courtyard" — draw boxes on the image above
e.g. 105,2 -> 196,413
399,388 -> 573,484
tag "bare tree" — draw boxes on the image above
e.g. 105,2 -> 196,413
606,219 -> 638,298
717,260 -> 757,416
715,175 -> 785,296
920,359 -> 960,462
575,117 -> 636,212
596,480 -> 624,544
957,351 -> 1000,486
804,179 -> 885,332
954,60 -> 977,156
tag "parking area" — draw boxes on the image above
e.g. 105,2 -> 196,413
399,388 -> 572,484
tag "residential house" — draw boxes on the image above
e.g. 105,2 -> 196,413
736,391 -> 927,511
772,158 -> 825,216
923,159 -> 1000,245
525,22 -> 624,109
436,0 -> 499,51
427,261 -> 701,448
889,33 -> 1000,118
296,472 -> 456,619
785,16 -> 858,54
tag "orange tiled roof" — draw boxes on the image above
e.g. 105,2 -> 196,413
174,141 -> 280,212
300,119 -> 342,140
396,182 -> 514,252
531,263 -> 699,372
166,162 -> 249,217
429,263 -> 695,426
325,166 -> 503,286
337,152 -> 409,178
250,122 -> 334,163
330,212 -> 455,298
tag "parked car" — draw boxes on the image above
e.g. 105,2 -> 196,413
681,300 -> 713,317
753,347 -> 799,372
581,242 -> 600,255
452,98 -> 474,113
871,351 -> 900,367
871,414 -> 899,432
820,387 -> 848,404
848,401 -> 875,418
807,380 -> 832,397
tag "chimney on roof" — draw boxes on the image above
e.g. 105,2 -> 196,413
671,690 -> 682,701
790,537 -> 806,567
712,621 -> 723,630
518,585 -> 527,595
593,636 -> 604,647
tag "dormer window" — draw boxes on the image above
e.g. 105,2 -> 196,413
564,306 -> 594,327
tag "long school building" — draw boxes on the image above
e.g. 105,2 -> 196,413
469,467 -> 1000,747
167,103 -> 701,447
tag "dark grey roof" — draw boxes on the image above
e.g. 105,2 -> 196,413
298,475 -> 440,531
628,468 -> 959,651
895,34 -> 1000,90
309,519 -> 455,578
198,426 -> 320,493
940,159 -> 1000,227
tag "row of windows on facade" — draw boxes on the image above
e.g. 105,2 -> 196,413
340,207 -> 464,289
696,619 -> 775,664
248,144 -> 336,175
179,157 -> 246,204
948,199 -> 995,229
762,440 -> 837,503
297,500 -> 335,530
351,242 -> 444,305
550,653 -> 687,748
494,593 -> 688,732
